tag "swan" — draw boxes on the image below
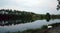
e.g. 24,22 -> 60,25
48,25 -> 52,28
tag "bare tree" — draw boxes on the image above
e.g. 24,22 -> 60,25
57,0 -> 60,10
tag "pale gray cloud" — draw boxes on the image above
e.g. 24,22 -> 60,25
0,0 -> 60,14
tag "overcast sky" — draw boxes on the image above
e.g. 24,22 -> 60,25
0,0 -> 60,14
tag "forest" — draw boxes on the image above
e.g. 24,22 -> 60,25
0,9 -> 60,21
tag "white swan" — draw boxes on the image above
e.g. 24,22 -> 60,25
48,25 -> 52,28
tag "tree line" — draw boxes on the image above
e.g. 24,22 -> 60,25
0,9 -> 60,21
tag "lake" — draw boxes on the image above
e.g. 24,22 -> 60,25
0,19 -> 60,33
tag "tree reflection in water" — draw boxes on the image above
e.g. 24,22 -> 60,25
0,18 -> 51,26
0,19 -> 34,26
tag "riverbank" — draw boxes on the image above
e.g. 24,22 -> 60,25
44,23 -> 60,33
46,26 -> 60,33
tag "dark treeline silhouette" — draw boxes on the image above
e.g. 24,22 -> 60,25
0,9 -> 35,21
0,9 -> 60,21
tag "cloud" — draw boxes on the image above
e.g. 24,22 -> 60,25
0,0 -> 60,14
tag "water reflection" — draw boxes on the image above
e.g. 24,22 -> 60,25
46,18 -> 51,22
0,20 -> 33,26
0,19 -> 60,33
0,18 -> 51,26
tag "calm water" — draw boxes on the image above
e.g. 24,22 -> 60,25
0,19 -> 60,33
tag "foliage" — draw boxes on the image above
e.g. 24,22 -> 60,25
0,9 -> 60,21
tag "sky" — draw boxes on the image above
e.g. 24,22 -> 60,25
0,0 -> 60,14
